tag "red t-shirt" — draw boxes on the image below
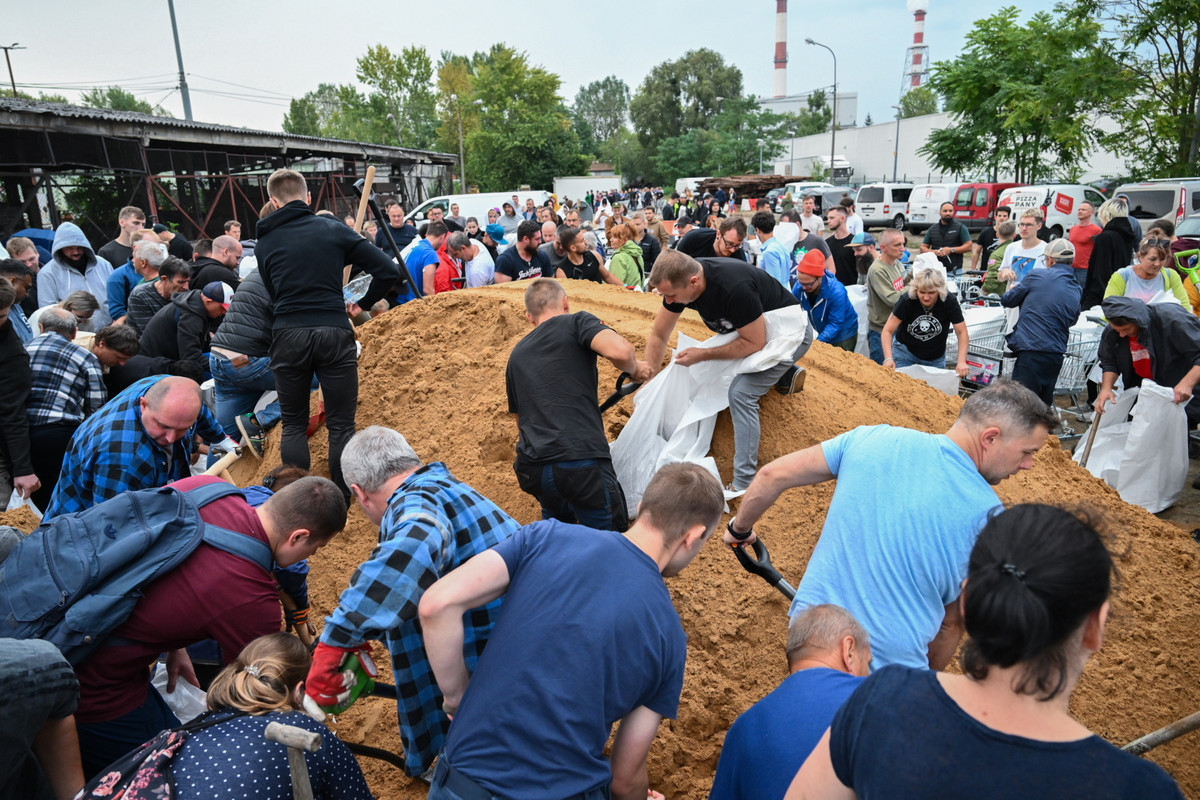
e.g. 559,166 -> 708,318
1069,222 -> 1102,270
1129,335 -> 1153,380
74,476 -> 279,723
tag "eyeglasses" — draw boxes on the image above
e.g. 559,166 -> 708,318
1018,222 -> 1037,228
721,237 -> 741,250
1144,237 -> 1171,248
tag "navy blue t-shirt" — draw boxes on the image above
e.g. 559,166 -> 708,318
829,666 -> 1184,799
442,521 -> 686,799
495,246 -> 550,281
710,667 -> 864,800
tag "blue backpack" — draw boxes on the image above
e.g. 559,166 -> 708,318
0,481 -> 273,666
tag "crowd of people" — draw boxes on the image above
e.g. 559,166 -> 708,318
0,168 -> 1189,800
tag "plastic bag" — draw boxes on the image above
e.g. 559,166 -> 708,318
5,490 -> 42,520
152,662 -> 209,724
897,365 -> 961,396
845,285 -> 870,358
1072,381 -> 1187,512
344,272 -> 374,305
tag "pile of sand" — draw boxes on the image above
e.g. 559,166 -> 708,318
7,281 -> 1196,798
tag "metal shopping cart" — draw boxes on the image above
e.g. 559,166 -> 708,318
1054,327 -> 1104,441
950,312 -> 1011,395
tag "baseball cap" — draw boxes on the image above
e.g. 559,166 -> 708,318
850,232 -> 876,248
797,249 -> 827,277
675,214 -> 693,227
1044,238 -> 1076,262
202,281 -> 234,310
151,223 -> 169,234
485,223 -> 508,245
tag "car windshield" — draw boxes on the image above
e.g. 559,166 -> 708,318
1177,215 -> 1200,238
858,187 -> 884,203
1121,189 -> 1177,220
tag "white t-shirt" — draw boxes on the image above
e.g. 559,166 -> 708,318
464,245 -> 496,287
999,240 -> 1046,286
800,213 -> 825,236
846,214 -> 865,237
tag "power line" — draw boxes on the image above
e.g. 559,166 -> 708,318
188,73 -> 293,100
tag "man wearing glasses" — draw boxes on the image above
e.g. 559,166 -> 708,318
997,209 -> 1048,289
675,216 -> 748,262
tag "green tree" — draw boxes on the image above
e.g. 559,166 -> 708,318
629,49 -> 743,148
784,90 -> 832,137
433,51 -> 480,162
356,44 -> 438,149
281,82 -> 391,143
598,129 -> 654,184
705,96 -> 787,175
1068,0 -> 1200,178
898,86 -> 939,118
282,96 -> 321,136
652,129 -> 716,183
572,76 -> 629,144
14,90 -> 70,103
463,45 -> 589,191
920,7 -> 1125,183
80,86 -> 172,117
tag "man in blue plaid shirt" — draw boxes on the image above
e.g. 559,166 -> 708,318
305,426 -> 519,777
43,375 -> 233,520
25,306 -> 107,510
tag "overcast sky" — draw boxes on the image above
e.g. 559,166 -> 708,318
12,0 -> 1018,137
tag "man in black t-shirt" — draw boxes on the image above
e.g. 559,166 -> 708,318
639,251 -> 813,491
375,200 -> 418,258
506,279 -> 645,531
825,206 -> 857,287
920,203 -> 973,275
676,217 -> 748,262
971,205 -> 1010,270
495,221 -> 551,282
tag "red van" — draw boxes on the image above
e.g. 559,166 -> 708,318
953,182 -> 1023,231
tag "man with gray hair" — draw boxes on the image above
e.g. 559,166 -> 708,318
25,306 -> 106,509
305,426 -> 519,779
446,231 -> 495,288
727,380 -> 1055,671
710,604 -> 870,800
126,255 -> 192,334
106,233 -> 165,325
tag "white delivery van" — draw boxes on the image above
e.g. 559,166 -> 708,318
1113,179 -> 1200,227
855,183 -> 915,230
408,190 -> 550,225
906,183 -> 961,233
554,175 -> 621,200
997,184 -> 1107,239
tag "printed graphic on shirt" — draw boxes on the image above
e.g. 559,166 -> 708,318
892,276 -> 905,291
907,312 -> 943,342
1010,256 -> 1039,283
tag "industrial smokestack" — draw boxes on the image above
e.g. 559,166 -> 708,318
774,0 -> 787,98
903,0 -> 930,91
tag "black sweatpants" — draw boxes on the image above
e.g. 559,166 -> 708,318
269,326 -> 358,497
29,420 -> 79,511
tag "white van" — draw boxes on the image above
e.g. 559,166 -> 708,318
997,184 -> 1107,239
906,183 -> 961,233
1113,179 -> 1200,227
408,190 -> 550,225
855,183 -> 914,230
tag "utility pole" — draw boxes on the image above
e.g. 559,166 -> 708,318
1,44 -> 25,98
891,105 -> 902,182
805,39 -> 837,182
166,0 -> 193,120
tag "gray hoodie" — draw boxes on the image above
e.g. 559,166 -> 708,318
41,222 -> 114,328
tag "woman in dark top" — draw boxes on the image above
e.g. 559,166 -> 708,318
172,633 -> 372,800
786,504 -> 1185,800
1081,197 -> 1139,310
880,261 -> 968,375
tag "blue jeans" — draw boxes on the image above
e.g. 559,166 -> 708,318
514,458 -> 629,532
867,330 -> 891,365
1072,268 -> 1088,288
1010,350 -> 1065,406
209,353 -> 282,437
892,339 -> 946,369
77,682 -> 179,779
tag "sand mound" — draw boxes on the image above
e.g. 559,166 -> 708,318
49,280 -> 1200,798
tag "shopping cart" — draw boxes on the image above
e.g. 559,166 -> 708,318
951,312 -> 1011,394
1054,327 -> 1104,441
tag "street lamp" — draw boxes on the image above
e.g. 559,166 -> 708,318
1,43 -> 25,98
891,104 -> 902,182
450,94 -> 484,192
805,38 -> 837,182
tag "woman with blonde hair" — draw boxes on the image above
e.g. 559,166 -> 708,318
881,260 -> 969,375
1103,235 -> 1187,306
605,222 -> 645,288
1081,196 -> 1139,309
170,633 -> 371,799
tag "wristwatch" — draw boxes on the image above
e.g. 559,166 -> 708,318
726,519 -> 753,541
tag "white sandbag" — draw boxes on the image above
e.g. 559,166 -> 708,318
1073,387 -> 1138,488
1117,381 -> 1188,512
846,285 -> 870,357
5,490 -> 42,519
611,306 -> 811,514
897,365 -> 961,396
152,662 -> 208,723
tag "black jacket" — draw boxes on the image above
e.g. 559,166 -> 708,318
1081,217 -> 1137,310
138,290 -> 221,366
188,257 -> 241,292
1099,295 -> 1200,421
211,270 -> 272,357
0,321 -> 32,475
256,201 -> 398,330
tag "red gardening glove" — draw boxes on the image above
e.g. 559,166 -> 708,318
304,643 -> 377,708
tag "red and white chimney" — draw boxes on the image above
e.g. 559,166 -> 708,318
910,8 -> 926,87
774,0 -> 788,98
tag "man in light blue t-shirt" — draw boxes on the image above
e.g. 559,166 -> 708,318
726,380 -> 1055,671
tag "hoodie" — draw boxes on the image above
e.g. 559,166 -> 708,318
138,289 -> 222,368
40,222 -> 114,328
608,240 -> 645,288
1081,217 -> 1138,310
256,201 -> 398,331
1099,296 -> 1200,418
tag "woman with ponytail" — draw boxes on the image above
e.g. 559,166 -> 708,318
172,633 -> 371,799
785,504 -> 1183,799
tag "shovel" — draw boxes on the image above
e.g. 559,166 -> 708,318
265,722 -> 322,800
730,536 -> 796,601
1123,709 -> 1200,755
202,447 -> 241,484
1077,406 -> 1104,469
599,372 -> 642,413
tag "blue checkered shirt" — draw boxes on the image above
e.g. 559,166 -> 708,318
25,333 -> 107,427
321,462 -> 518,776
43,375 -> 225,520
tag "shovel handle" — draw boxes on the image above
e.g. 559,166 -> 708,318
598,372 -> 643,412
1078,406 -> 1104,469
203,449 -> 240,477
730,537 -> 796,601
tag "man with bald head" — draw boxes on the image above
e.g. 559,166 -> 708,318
188,234 -> 242,290
43,375 -> 233,519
